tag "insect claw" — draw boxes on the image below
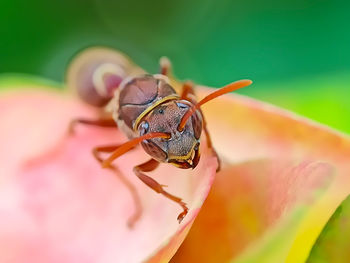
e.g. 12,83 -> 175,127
177,202 -> 189,223
210,148 -> 221,172
127,216 -> 138,230
127,219 -> 135,229
68,120 -> 77,135
177,209 -> 188,223
177,215 -> 184,223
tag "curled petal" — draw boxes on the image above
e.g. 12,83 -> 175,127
172,87 -> 350,262
0,79 -> 217,263
172,160 -> 334,262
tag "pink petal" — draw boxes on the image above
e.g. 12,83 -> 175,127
0,87 -> 217,263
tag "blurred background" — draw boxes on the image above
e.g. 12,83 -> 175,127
1,0 -> 349,132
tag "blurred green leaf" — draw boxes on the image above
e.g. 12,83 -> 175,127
1,0 -> 350,85
307,195 -> 350,263
0,74 -> 61,91
242,71 -> 350,133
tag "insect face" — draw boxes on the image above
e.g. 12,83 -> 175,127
139,100 -> 202,169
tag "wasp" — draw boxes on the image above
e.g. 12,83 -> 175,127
66,48 -> 252,227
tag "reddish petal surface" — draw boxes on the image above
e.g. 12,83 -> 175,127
0,87 -> 217,263
172,160 -> 334,262
171,88 -> 350,262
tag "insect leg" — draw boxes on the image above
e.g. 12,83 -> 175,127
93,144 -> 142,228
93,144 -> 125,161
101,132 -> 170,168
26,118 -> 116,166
159,56 -> 172,76
180,82 -> 221,171
180,81 -> 196,100
134,159 -> 189,223
69,118 -> 117,134
201,118 -> 221,171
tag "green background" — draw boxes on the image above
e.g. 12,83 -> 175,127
1,0 -> 349,132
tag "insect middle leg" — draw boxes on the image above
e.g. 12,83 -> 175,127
180,82 -> 221,171
133,159 -> 189,223
93,144 -> 142,228
69,117 -> 117,134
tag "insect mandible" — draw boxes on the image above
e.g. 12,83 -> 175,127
66,48 -> 252,227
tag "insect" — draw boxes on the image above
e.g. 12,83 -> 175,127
66,48 -> 252,227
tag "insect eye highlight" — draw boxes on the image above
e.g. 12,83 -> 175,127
139,121 -> 149,136
176,102 -> 189,109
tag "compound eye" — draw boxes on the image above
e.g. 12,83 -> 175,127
176,102 -> 190,109
139,121 -> 149,136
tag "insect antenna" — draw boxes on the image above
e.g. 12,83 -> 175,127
178,79 -> 253,131
102,132 -> 170,168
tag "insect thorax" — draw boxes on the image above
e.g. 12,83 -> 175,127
113,75 -> 179,138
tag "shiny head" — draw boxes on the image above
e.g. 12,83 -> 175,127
138,100 -> 202,169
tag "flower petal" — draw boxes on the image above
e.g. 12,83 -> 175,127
172,160 -> 334,262
0,78 -> 217,263
171,87 -> 350,262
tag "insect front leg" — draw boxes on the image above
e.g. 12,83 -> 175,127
180,82 -> 221,171
133,159 -> 189,223
93,144 -> 142,228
